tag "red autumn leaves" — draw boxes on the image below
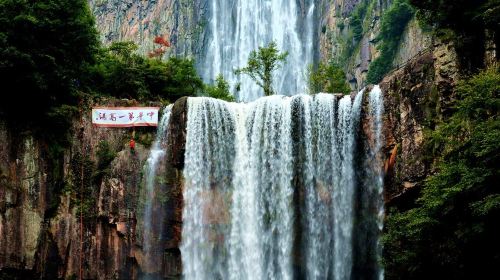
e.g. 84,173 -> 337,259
148,36 -> 171,58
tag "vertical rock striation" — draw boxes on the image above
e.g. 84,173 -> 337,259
89,0 -> 207,57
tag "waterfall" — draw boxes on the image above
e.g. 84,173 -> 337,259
181,98 -> 235,279
368,85 -> 385,280
141,105 -> 173,276
228,96 -> 294,280
181,87 -> 384,279
200,0 -> 316,101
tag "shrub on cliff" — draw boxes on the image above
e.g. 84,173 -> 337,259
204,74 -> 235,102
383,66 -> 500,279
410,0 -> 499,31
234,41 -> 288,96
409,0 -> 499,72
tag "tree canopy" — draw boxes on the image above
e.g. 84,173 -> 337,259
0,0 -> 204,147
235,41 -> 288,96
0,0 -> 98,129
84,41 -> 203,102
308,62 -> 351,94
204,74 -> 235,102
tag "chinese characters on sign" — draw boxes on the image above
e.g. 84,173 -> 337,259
91,107 -> 160,127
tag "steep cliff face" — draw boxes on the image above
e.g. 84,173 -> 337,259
318,0 -> 432,89
89,0 -> 206,57
379,38 -> 460,205
0,98 -> 186,279
0,132 -> 45,272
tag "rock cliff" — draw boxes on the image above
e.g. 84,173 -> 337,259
318,0 -> 432,89
379,38 -> 460,205
0,98 -> 185,279
89,0 -> 206,57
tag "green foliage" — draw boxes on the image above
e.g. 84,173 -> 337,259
366,0 -> 415,84
383,67 -> 500,280
410,0 -> 499,31
308,62 -> 351,94
337,22 -> 345,31
84,42 -> 203,102
0,0 -> 98,133
135,129 -> 155,147
204,74 -> 235,102
350,1 -> 369,42
235,41 -> 288,96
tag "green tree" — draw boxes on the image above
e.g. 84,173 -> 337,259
0,0 -> 98,130
204,74 -> 235,102
84,42 -> 203,102
308,63 -> 351,94
235,41 -> 288,96
383,66 -> 500,280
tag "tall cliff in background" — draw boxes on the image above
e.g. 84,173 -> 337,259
89,0 -> 207,57
318,0 -> 431,89
88,0 -> 433,92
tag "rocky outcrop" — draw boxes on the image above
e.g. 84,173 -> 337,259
379,52 -> 435,205
379,35 -> 461,206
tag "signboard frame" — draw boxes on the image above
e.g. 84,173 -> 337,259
91,106 -> 160,127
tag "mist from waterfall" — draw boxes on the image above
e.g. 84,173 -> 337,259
200,0 -> 316,101
181,87 -> 385,279
141,105 -> 173,277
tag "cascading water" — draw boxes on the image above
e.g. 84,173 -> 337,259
182,98 -> 235,279
141,105 -> 173,277
200,0 -> 316,101
181,87 -> 385,279
368,85 -> 385,280
229,96 -> 294,280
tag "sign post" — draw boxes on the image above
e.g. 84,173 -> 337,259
92,107 -> 160,127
